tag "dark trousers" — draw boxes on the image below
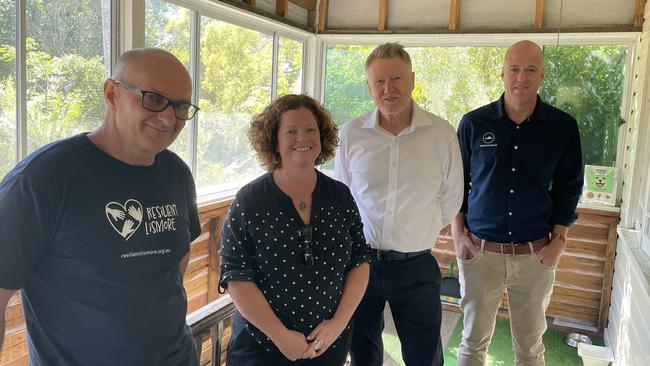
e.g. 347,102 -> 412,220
227,312 -> 351,366
350,253 -> 444,366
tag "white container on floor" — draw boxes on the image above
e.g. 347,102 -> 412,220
578,343 -> 614,366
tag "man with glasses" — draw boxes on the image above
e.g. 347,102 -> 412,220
335,42 -> 464,366
0,48 -> 201,365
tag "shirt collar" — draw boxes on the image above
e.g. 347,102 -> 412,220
495,93 -> 547,122
363,101 -> 433,132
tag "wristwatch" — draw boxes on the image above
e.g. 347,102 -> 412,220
550,232 -> 567,243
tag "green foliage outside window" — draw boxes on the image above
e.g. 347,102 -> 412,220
0,0 -> 108,180
324,44 -> 626,168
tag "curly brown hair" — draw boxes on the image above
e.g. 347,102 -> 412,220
248,94 -> 339,171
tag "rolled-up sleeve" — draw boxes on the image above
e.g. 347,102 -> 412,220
218,194 -> 255,289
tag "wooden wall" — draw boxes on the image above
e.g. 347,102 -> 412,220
1,200 -> 619,364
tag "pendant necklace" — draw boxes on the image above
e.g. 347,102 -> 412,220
298,198 -> 307,211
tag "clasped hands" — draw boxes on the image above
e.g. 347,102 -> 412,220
273,318 -> 346,361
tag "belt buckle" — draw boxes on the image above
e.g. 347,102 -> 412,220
501,243 -> 516,255
375,249 -> 383,261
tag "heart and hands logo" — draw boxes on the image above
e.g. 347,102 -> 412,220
105,199 -> 143,241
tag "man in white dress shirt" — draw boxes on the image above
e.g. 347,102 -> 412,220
335,42 -> 463,366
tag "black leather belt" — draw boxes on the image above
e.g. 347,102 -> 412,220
371,248 -> 431,261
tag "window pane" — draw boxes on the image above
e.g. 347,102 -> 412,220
408,46 -> 506,128
0,0 -> 16,179
540,45 -> 627,167
26,0 -> 110,154
277,37 -> 303,96
323,45 -> 374,126
145,0 -> 192,165
196,17 -> 272,195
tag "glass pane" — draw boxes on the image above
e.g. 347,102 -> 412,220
25,0 -> 110,154
323,45 -> 374,126
540,45 -> 627,167
145,0 -> 192,165
196,16 -> 272,195
0,0 -> 16,179
407,46 -> 506,128
277,37 -> 303,96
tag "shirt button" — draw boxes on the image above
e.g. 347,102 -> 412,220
508,231 -> 512,235
512,168 -> 516,172
516,126 -> 520,130
510,189 -> 514,194
508,212 -> 513,216
514,145 -> 519,150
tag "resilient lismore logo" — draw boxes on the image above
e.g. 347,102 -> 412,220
105,199 -> 143,241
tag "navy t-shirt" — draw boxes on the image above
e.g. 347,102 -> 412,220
0,134 -> 201,366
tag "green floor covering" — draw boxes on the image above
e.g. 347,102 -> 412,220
383,318 -> 604,366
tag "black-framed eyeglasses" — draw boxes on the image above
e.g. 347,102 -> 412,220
114,80 -> 199,120
297,225 -> 314,267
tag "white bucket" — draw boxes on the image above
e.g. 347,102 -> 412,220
578,343 -> 614,366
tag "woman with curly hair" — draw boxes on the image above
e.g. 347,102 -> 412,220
219,94 -> 371,366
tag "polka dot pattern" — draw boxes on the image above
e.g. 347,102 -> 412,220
219,171 -> 371,351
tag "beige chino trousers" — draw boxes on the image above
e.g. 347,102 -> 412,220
456,242 -> 556,366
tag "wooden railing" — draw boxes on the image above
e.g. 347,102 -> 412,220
187,295 -> 235,366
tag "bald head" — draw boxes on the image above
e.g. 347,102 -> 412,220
504,40 -> 544,71
501,40 -> 545,113
112,48 -> 189,83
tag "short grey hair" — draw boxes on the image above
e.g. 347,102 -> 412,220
365,42 -> 412,71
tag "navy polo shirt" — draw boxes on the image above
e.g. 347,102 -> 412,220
457,94 -> 583,243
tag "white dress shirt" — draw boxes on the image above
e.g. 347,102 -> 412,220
335,103 -> 464,252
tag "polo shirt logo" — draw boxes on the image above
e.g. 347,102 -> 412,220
480,132 -> 497,147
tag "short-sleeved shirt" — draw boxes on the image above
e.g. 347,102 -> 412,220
457,95 -> 583,243
219,170 -> 371,351
0,134 -> 201,366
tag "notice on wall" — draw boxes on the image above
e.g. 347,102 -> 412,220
581,165 -> 617,206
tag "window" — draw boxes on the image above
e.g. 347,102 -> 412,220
0,0 -> 16,178
540,45 -> 627,167
196,17 -> 273,195
277,36 -> 304,96
324,43 -> 627,169
25,0 -> 110,154
0,0 -> 111,180
143,0 -> 307,199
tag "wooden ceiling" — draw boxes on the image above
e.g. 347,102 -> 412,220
223,0 -> 646,34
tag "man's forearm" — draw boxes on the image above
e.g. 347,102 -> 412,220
451,212 -> 466,240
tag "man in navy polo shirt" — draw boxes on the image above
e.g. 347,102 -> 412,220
0,48 -> 201,365
451,40 -> 583,366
